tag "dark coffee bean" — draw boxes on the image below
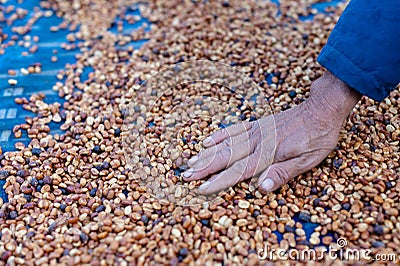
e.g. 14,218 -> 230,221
1,250 -> 11,261
313,198 -> 321,207
153,218 -> 161,226
0,170 -> 9,178
285,225 -> 295,233
278,199 -> 286,206
342,202 -> 351,211
31,148 -> 42,156
102,161 -> 110,170
60,188 -> 68,195
288,90 -> 297,98
24,194 -> 32,202
168,219 -> 177,226
372,241 -> 385,248
48,222 -> 57,232
141,215 -> 149,224
245,193 -> 253,200
366,119 -> 374,126
8,211 -> 18,220
311,187 -> 318,194
333,158 -> 343,169
95,205 -> 106,212
89,188 -> 97,197
194,99 -> 203,105
94,165 -> 102,171
60,204 -> 67,212
298,211 -> 311,222
80,233 -> 89,243
66,185 -> 75,193
179,248 -> 188,258
43,176 -> 52,185
122,189 -> 129,197
114,128 -> 121,137
120,108 -> 128,117
200,219 -> 209,227
17,170 -> 28,177
298,240 -> 310,245
373,225 -> 384,236
252,210 -> 261,218
180,137 -> 187,145
92,145 -> 101,154
386,181 -> 394,189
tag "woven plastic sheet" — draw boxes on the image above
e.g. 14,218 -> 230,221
0,0 -> 343,247
0,0 -> 149,203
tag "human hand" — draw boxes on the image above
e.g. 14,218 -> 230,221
183,71 -> 361,194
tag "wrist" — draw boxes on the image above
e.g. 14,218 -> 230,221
308,71 -> 362,122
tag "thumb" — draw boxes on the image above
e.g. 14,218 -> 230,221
257,155 -> 318,193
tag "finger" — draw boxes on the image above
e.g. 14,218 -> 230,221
184,137 -> 254,181
198,150 -> 268,195
257,152 -> 325,193
187,128 -> 254,167
202,121 -> 252,147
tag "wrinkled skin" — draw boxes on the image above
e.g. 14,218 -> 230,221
183,71 -> 362,194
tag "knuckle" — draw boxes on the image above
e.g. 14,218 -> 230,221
216,128 -> 228,139
231,157 -> 256,179
230,162 -> 247,177
221,138 -> 231,148
248,135 -> 259,152
257,148 -> 272,165
273,167 -> 291,186
217,147 -> 231,162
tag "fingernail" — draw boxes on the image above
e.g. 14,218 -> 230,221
183,169 -> 193,179
261,178 -> 275,192
188,155 -> 198,164
199,181 -> 210,190
203,137 -> 212,146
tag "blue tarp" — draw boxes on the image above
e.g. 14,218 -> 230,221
0,0 -> 341,248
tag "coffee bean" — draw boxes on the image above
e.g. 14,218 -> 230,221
95,205 -> 106,213
89,188 -> 97,197
60,204 -> 67,212
32,148 -> 42,156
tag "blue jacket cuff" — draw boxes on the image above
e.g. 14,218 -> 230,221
317,44 -> 388,102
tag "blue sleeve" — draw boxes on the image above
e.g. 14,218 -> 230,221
317,0 -> 400,102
